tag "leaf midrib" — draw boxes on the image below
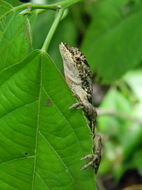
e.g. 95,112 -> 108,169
31,53 -> 79,189
31,53 -> 43,190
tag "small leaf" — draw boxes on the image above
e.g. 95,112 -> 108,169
0,0 -> 12,17
0,2 -> 32,70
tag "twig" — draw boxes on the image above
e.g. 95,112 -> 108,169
13,0 -> 83,12
96,108 -> 142,125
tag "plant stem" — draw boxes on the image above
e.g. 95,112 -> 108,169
13,0 -> 83,12
41,9 -> 64,52
96,108 -> 142,125
13,3 -> 59,12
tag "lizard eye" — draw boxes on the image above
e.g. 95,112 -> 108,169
75,56 -> 81,62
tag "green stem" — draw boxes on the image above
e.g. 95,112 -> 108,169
13,3 -> 59,12
13,0 -> 83,12
41,9 -> 64,52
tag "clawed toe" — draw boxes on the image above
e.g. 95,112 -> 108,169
80,154 -> 94,160
81,160 -> 95,170
69,102 -> 83,109
80,154 -> 100,173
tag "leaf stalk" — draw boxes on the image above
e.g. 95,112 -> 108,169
41,9 -> 65,52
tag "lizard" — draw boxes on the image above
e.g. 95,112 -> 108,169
59,42 -> 102,173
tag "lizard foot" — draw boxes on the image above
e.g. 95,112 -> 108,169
80,153 -> 101,174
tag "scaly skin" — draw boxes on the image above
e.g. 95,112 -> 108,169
59,42 -> 102,173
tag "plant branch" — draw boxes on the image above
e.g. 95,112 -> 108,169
41,9 -> 64,52
13,0 -> 83,12
96,108 -> 142,125
13,3 -> 59,12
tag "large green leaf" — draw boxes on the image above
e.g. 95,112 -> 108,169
0,1 -> 96,189
0,50 -> 96,189
82,0 -> 142,82
0,0 -> 32,70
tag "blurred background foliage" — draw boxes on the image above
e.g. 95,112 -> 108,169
6,0 -> 142,189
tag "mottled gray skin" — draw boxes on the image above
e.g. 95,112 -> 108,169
59,43 -> 96,129
59,42 -> 102,173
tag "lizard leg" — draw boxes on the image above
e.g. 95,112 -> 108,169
80,133 -> 102,174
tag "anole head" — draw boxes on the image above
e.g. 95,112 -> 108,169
59,42 -> 86,62
59,42 -> 90,86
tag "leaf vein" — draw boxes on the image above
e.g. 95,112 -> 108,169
0,155 -> 34,166
42,87 -> 84,156
39,131 -> 74,182
0,100 -> 37,121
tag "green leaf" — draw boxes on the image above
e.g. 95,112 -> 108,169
0,50 -> 96,190
82,0 -> 142,82
0,1 -> 32,70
